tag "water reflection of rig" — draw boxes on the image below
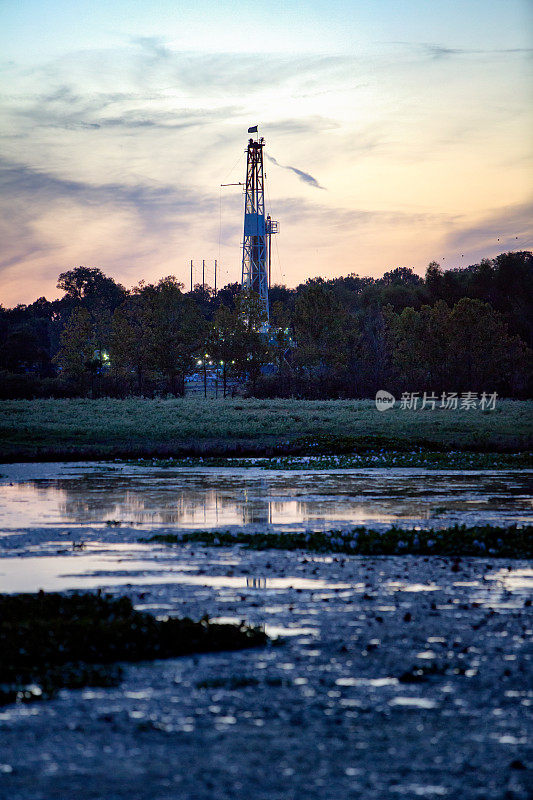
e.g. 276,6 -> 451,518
246,576 -> 267,589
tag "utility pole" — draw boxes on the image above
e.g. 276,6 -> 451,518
190,259 -> 193,293
214,259 -> 217,295
202,259 -> 205,292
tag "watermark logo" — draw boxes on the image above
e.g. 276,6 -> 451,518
375,390 -> 498,411
400,391 -> 497,410
375,390 -> 396,411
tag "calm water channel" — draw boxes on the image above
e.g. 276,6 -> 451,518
0,462 -> 531,531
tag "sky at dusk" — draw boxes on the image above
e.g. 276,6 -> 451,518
1,0 -> 532,307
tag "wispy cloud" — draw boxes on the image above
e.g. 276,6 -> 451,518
444,200 -> 533,256
266,154 -> 325,190
0,157 -> 219,291
20,39 -> 349,99
7,82 -> 241,132
1,41 -> 351,140
0,158 -> 213,225
264,117 -> 339,137
388,41 -> 533,61
275,196 -> 453,230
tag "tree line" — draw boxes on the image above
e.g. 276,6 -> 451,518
0,251 -> 531,399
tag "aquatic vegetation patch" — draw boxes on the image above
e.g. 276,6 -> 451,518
0,591 -> 267,706
146,524 -> 533,559
131,449 -> 531,470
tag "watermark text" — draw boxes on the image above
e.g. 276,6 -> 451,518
375,391 -> 498,411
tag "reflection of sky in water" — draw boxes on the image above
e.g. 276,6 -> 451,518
0,544 -> 353,593
1,542 -> 531,600
0,466 -> 531,530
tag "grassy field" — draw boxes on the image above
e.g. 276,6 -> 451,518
0,398 -> 531,461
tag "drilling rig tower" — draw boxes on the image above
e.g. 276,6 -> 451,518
241,127 -> 278,322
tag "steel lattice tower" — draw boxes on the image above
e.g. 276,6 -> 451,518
241,132 -> 277,321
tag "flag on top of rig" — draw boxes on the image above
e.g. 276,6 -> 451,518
248,125 -> 258,133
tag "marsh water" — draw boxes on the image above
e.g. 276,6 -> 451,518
1,541 -> 531,603
0,462 -> 531,531
1,461 -> 531,594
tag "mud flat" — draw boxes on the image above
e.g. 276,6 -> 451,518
0,541 -> 531,800
0,460 -> 531,799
